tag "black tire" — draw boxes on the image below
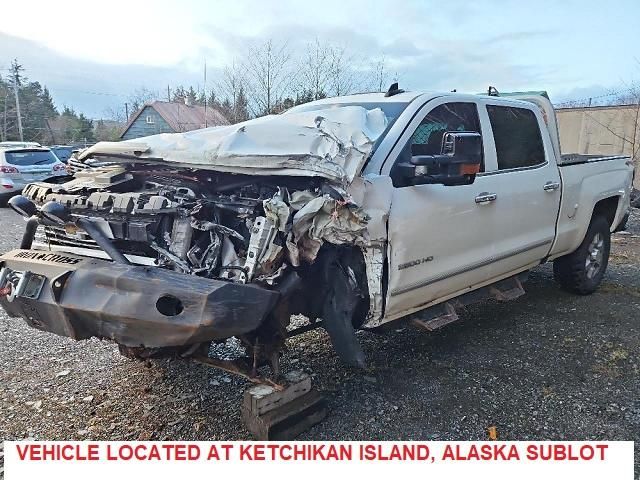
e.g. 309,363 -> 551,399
553,216 -> 610,295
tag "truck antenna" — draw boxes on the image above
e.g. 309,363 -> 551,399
385,82 -> 405,97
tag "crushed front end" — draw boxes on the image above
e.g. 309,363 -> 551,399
0,107 -> 391,374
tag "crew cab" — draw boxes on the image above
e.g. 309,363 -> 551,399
0,86 -> 634,377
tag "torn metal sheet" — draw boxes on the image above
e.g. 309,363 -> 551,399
77,106 -> 388,185
262,174 -> 392,324
349,175 -> 393,326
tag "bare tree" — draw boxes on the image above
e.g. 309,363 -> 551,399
591,82 -> 640,165
298,38 -> 332,100
216,61 -> 250,123
360,55 -> 401,93
128,87 -> 159,113
371,56 -> 389,92
329,45 -> 357,96
243,39 -> 295,116
102,105 -> 126,124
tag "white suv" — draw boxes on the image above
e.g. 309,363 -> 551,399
0,147 -> 67,205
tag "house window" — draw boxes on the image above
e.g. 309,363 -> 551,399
145,115 -> 155,124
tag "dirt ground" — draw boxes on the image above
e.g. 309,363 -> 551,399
0,207 -> 638,474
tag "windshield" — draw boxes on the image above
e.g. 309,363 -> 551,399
285,101 -> 409,155
4,150 -> 58,166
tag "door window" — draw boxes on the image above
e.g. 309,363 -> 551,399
391,102 -> 483,186
486,105 -> 545,170
410,102 -> 482,155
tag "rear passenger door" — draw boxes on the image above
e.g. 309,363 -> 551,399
479,100 -> 561,272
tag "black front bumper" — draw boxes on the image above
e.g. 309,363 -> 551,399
0,249 -> 279,347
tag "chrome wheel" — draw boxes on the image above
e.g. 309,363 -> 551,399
585,233 -> 604,279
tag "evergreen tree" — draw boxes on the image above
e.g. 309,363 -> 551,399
186,86 -> 198,105
171,86 -> 186,103
220,98 -> 233,120
77,113 -> 95,143
196,90 -> 206,106
0,62 -> 61,143
234,86 -> 250,122
207,91 -> 219,108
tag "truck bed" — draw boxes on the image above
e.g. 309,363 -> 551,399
559,153 -> 629,166
550,153 -> 633,259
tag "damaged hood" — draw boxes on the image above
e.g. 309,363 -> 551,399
79,106 -> 388,185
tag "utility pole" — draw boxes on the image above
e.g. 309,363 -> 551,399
2,90 -> 7,142
45,118 -> 56,144
11,59 -> 24,141
167,85 -> 171,102
125,102 -> 129,121
204,60 -> 208,127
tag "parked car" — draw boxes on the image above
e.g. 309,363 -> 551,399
0,141 -> 41,149
0,147 -> 67,205
48,145 -> 78,163
0,87 -> 634,380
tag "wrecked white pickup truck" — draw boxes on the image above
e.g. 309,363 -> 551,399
0,85 -> 634,378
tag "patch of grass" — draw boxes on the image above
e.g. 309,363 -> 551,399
592,344 -> 630,378
598,283 -> 640,298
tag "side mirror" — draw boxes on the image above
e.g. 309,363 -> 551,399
398,132 -> 482,186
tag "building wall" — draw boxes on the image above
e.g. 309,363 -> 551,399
556,105 -> 639,188
121,106 -> 175,140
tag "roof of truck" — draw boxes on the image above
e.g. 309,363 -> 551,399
306,91 -> 428,104
295,89 -> 550,106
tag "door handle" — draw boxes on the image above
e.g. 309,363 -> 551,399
475,192 -> 497,204
543,181 -> 560,192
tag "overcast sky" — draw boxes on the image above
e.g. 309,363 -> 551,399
1,0 -> 638,118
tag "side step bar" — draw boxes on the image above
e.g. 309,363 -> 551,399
412,273 -> 527,331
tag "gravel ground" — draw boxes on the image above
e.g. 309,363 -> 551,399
0,207 -> 638,472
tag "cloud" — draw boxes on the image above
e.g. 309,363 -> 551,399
0,21 -> 622,119
0,33 -> 215,117
484,30 -> 556,44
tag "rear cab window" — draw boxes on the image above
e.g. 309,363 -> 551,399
4,150 -> 58,166
486,105 -> 545,170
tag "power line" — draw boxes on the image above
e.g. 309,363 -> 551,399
47,86 -> 127,98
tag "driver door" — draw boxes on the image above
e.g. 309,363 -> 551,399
383,99 -> 506,319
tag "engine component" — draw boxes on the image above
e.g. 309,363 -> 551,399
241,216 -> 278,283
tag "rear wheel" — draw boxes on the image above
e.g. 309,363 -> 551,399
553,216 -> 610,295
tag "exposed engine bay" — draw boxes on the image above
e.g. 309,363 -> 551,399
13,162 -> 388,373
23,165 -> 369,284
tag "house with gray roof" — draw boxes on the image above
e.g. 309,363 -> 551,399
120,100 -> 229,140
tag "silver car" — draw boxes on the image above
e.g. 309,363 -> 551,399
0,147 -> 67,205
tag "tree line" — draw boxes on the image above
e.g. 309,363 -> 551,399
0,60 -> 101,145
121,38 -> 396,124
1,38 -> 398,144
